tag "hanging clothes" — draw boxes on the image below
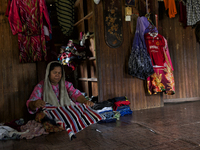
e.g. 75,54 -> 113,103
144,32 -> 166,67
128,16 -> 158,80
179,1 -> 187,29
144,32 -> 175,95
163,0 -> 177,18
55,0 -> 74,37
186,0 -> 200,26
7,0 -> 51,62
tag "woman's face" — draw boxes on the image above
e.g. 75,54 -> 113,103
49,66 -> 62,85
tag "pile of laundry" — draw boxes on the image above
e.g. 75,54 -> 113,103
91,96 -> 133,123
0,118 -> 49,140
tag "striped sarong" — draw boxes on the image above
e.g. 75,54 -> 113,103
43,104 -> 104,139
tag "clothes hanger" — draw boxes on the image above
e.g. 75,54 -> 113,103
145,13 -> 157,33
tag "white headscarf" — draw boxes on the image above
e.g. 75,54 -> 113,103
43,61 -> 71,107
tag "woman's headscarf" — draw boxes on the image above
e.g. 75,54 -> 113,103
43,61 -> 71,107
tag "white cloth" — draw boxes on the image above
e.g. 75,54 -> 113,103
96,107 -> 113,113
0,126 -> 28,140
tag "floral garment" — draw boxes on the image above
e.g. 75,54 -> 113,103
7,0 -> 51,62
26,80 -> 82,114
146,36 -> 175,95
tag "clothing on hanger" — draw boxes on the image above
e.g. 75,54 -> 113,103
128,16 -> 158,80
144,33 -> 175,95
163,0 -> 177,18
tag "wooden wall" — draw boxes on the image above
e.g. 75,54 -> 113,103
0,2 -> 37,122
94,0 -> 200,110
94,0 -> 163,111
158,2 -> 200,103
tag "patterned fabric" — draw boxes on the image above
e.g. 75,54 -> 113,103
43,104 -> 104,139
26,80 -> 82,114
56,0 -> 74,37
98,110 -> 117,123
7,0 -> 51,62
146,37 -> 175,95
128,17 -> 158,80
147,66 -> 175,95
20,120 -> 49,139
186,0 -> 200,26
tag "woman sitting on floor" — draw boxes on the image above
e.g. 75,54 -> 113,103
26,61 -> 103,140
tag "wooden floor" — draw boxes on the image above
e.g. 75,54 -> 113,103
1,101 -> 200,150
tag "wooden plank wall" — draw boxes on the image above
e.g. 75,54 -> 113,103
0,2 -> 37,122
158,2 -> 200,102
94,0 -> 163,111
95,0 -> 200,111
1,0 -> 200,122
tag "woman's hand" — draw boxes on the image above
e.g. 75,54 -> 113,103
29,99 -> 46,111
84,100 -> 94,107
34,99 -> 46,109
76,95 -> 94,107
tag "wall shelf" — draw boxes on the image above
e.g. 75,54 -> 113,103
74,12 -> 93,26
74,0 -> 97,97
78,78 -> 97,81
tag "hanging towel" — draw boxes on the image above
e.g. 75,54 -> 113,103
164,0 -> 177,18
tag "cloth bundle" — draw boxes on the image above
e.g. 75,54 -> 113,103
91,96 -> 132,123
57,40 -> 86,70
91,101 -> 113,110
98,110 -> 117,123
108,96 -> 133,116
20,120 -> 49,139
0,126 -> 28,140
116,105 -> 133,116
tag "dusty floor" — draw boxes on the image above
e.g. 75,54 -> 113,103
1,101 -> 200,150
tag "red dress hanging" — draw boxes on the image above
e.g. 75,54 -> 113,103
145,32 -> 175,95
7,0 -> 51,62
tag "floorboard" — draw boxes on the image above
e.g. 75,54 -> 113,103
1,101 -> 200,150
